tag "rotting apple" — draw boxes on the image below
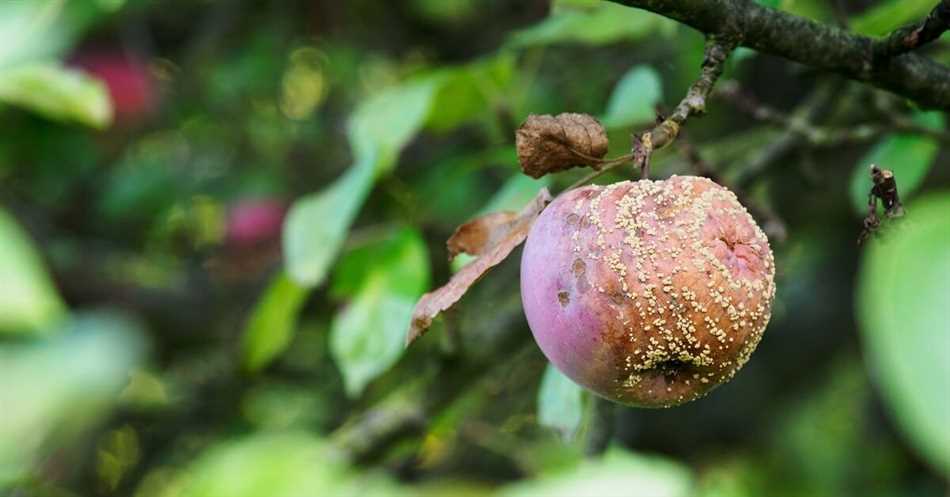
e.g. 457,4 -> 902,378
520,176 -> 775,407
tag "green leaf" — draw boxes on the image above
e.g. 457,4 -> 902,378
499,448 -> 693,497
284,58 -> 518,288
98,132 -> 184,224
0,312 -> 146,486
508,1 -> 668,47
331,283 -> 416,397
348,77 -> 443,175
857,193 -> 950,474
848,112 -> 943,214
415,147 -> 513,225
538,364 -> 587,442
283,162 -> 375,287
0,1 -> 129,70
427,54 -> 516,132
174,432 -> 407,497
774,358 -> 870,491
481,174 -> 551,214
0,63 -> 113,128
0,208 -> 67,334
602,65 -> 662,129
284,77 -> 441,287
0,2 -> 70,70
284,57 -> 515,287
410,0 -> 478,25
241,272 -> 310,373
177,433 -> 340,497
331,227 -> 431,299
96,0 -> 127,12
851,0 -> 937,36
330,228 -> 429,397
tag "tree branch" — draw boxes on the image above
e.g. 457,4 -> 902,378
873,0 -> 950,58
561,37 -> 734,188
729,81 -> 838,188
650,36 -> 736,150
633,36 -> 735,178
606,0 -> 950,109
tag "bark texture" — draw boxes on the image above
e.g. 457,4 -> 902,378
607,0 -> 950,109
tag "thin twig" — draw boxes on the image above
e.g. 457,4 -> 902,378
607,0 -> 950,109
632,36 -> 736,178
873,0 -> 950,59
730,81 -> 840,188
560,37 -> 734,192
563,154 -> 634,192
646,37 -> 736,151
716,81 -> 950,147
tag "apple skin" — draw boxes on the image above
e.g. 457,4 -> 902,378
520,176 -> 775,408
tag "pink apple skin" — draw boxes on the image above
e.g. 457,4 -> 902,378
520,176 -> 775,407
227,200 -> 287,247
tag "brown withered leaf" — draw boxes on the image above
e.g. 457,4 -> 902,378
516,113 -> 608,178
407,188 -> 553,345
446,211 -> 518,261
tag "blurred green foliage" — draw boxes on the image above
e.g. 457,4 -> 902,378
1,313 -> 145,487
602,65 -> 662,129
0,64 -> 112,128
850,0 -> 939,35
284,75 -> 439,287
508,0 -> 672,47
0,0 -> 948,496
537,364 -> 589,442
499,449 -> 693,497
330,226 -> 430,396
240,272 -> 308,373
858,194 -> 950,474
0,208 -> 66,334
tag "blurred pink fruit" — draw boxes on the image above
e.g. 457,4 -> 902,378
226,199 -> 287,247
72,49 -> 156,121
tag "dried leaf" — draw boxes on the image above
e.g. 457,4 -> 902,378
516,113 -> 608,178
407,188 -> 553,345
446,211 -> 518,261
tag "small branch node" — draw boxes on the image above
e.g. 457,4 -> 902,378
859,164 -> 904,244
874,0 -> 950,59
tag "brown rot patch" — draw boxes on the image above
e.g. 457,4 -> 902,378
657,359 -> 689,383
571,258 -> 592,294
572,258 -> 586,277
557,290 -> 570,307
718,233 -> 736,251
609,292 -> 625,306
